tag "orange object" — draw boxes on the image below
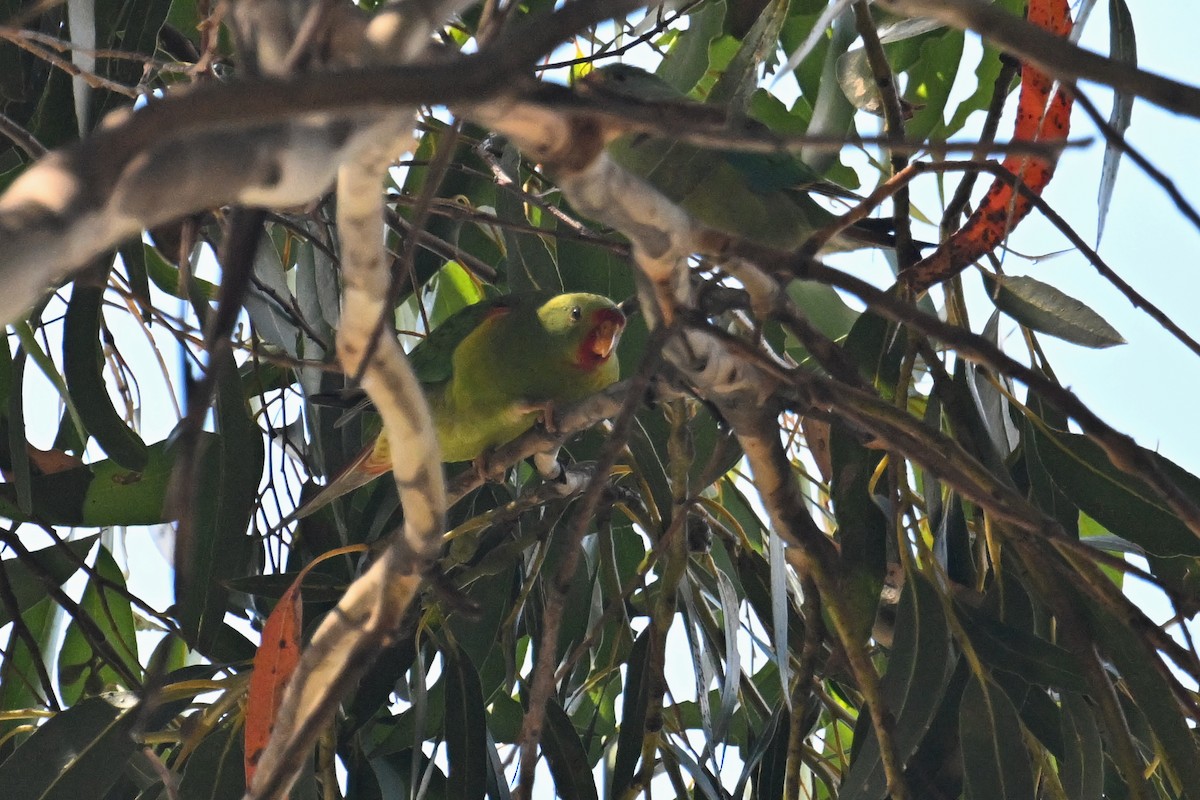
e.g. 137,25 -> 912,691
243,544 -> 366,783
900,0 -> 1074,292
244,579 -> 302,784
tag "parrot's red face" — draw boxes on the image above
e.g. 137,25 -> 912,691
578,307 -> 626,369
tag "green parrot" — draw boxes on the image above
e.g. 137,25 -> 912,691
294,292 -> 626,518
579,63 -> 900,254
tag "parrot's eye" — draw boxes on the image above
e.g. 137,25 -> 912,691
570,306 -> 582,321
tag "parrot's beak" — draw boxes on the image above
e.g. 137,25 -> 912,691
590,310 -> 626,360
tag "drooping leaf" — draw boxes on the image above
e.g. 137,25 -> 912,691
1032,425 -> 1200,556
1086,601 -> 1200,795
57,546 -> 140,706
244,576 -> 303,783
957,605 -> 1086,692
0,694 -> 140,800
541,699 -> 599,800
0,535 -> 97,628
981,272 -> 1125,349
841,573 -> 955,799
497,142 -> 560,293
1060,691 -> 1104,800
658,0 -> 727,94
959,674 -> 1036,800
63,281 -> 148,470
1096,0 -> 1137,244
0,597 -> 57,742
612,628 -> 652,796
174,341 -> 263,652
443,646 -> 488,800
179,719 -> 247,800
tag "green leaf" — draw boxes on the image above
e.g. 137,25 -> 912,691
1097,0 -> 1136,244
0,598 -> 57,742
243,233 -> 302,356
841,573 -> 955,798
0,438 -> 190,526
0,535 -> 97,628
612,628 -> 651,796
784,280 -> 860,366
1032,425 -> 1200,556
443,647 -> 487,800
174,342 -> 263,652
904,30 -> 967,142
177,719 -> 246,800
959,675 -> 1036,800
981,273 -> 1125,349
497,143 -> 560,293
1086,601 -> 1200,796
541,699 -> 599,800
658,0 -> 727,94
57,546 -> 140,705
63,282 -> 148,469
829,422 -> 887,647
1059,691 -> 1104,800
143,243 -> 217,300
0,694 -> 140,800
957,604 -> 1086,692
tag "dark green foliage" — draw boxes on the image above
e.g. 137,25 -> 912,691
5,2 -> 1197,800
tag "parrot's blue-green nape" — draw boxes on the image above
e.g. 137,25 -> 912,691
578,63 -> 903,254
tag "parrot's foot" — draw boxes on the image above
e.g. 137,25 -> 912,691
535,452 -> 599,496
552,462 -> 598,495
471,449 -> 507,484
517,400 -> 559,434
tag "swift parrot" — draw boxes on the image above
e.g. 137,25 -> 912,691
294,292 -> 626,518
579,63 -> 905,254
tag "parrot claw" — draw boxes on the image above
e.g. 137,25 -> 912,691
471,450 -> 507,484
537,401 -> 559,434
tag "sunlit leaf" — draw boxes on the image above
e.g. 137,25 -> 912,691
58,546 -> 139,706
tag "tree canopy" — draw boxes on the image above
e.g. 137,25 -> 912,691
1,0 -> 1199,799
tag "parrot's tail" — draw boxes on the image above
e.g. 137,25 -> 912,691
839,218 -> 935,261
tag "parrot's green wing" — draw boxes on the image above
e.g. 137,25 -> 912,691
581,64 -> 893,252
408,294 -> 546,385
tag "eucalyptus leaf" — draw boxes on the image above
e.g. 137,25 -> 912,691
1097,0 -> 1137,244
959,675 -> 1036,800
981,272 -> 1125,348
0,694 -> 140,800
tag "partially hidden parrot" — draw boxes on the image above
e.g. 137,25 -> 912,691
579,63 -> 905,255
292,292 -> 626,519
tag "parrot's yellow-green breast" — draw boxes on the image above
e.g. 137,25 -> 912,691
421,292 -> 626,462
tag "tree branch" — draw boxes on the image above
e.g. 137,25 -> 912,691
875,0 -> 1200,119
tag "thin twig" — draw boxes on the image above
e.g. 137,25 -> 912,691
512,326 -> 667,800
